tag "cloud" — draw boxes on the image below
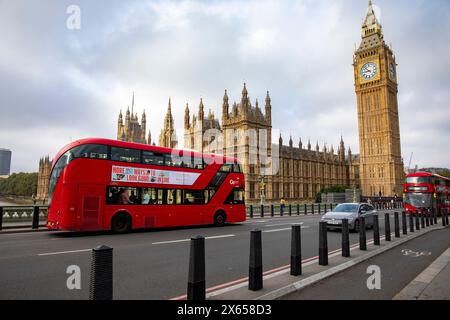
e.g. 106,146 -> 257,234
0,0 -> 449,172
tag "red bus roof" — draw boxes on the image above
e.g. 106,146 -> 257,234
51,138 -> 239,171
406,171 -> 450,181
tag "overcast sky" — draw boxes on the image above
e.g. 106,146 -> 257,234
0,0 -> 449,173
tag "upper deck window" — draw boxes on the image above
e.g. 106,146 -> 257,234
142,151 -> 164,166
72,144 -> 108,160
111,147 -> 140,163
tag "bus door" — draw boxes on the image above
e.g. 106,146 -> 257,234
78,184 -> 104,230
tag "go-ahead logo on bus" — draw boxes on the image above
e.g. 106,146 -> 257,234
111,166 -> 201,186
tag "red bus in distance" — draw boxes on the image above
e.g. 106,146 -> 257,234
404,172 -> 450,214
46,138 -> 246,233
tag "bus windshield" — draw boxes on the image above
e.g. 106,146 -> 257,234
404,193 -> 432,208
48,150 -> 73,205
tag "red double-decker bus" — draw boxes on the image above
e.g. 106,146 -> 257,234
46,138 -> 246,233
403,172 -> 450,214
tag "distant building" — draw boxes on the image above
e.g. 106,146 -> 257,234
36,156 -> 52,203
159,99 -> 178,148
0,148 -> 12,176
117,93 -> 152,145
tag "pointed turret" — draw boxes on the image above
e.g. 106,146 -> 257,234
222,89 -> 229,120
279,134 -> 283,146
289,135 -> 293,148
265,91 -> 272,122
241,83 -> 249,115
299,138 -> 303,149
184,103 -> 190,129
198,98 -> 204,121
307,139 -> 311,151
147,130 -> 152,145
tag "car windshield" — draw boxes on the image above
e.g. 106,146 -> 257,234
333,204 -> 359,213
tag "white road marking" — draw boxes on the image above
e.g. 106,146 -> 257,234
264,222 -> 304,227
38,249 -> 91,256
152,234 -> 235,245
263,227 -> 309,233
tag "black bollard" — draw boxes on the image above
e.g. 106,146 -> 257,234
261,205 -> 264,218
373,215 -> 380,246
385,213 -> 391,241
290,225 -> 302,276
394,212 -> 400,238
304,204 -> 307,215
32,206 -> 40,230
89,245 -> 113,300
0,207 -> 3,231
359,217 -> 367,251
420,211 -> 425,229
425,210 -> 430,227
402,211 -> 408,235
280,205 -> 284,217
319,222 -> 328,266
431,208 -> 438,224
311,204 -> 315,215
330,203 -> 333,211
440,207 -> 445,227
428,209 -> 433,226
249,230 -> 263,291
445,208 -> 449,226
187,236 -> 206,300
415,211 -> 420,230
409,213 -> 414,233
271,204 -> 274,217
297,204 -> 300,216
289,204 -> 292,216
342,219 -> 350,257
249,205 -> 253,219
318,203 -> 321,214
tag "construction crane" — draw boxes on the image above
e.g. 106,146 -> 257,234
408,152 -> 414,172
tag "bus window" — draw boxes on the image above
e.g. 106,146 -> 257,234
157,189 -> 164,204
106,187 -> 140,205
225,188 -> 245,205
184,190 -> 203,205
164,153 -> 183,167
220,164 -> 233,173
167,189 -> 183,205
111,147 -> 140,163
233,164 -> 242,173
72,144 -> 108,160
193,157 -> 205,170
406,176 -> 433,184
142,188 -> 151,204
203,188 -> 217,204
106,187 -> 120,204
142,151 -> 164,166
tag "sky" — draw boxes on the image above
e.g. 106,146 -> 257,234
0,0 -> 449,173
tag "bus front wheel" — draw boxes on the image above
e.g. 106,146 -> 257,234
214,211 -> 226,227
111,213 -> 132,234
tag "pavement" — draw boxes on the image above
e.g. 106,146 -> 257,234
394,246 -> 450,300
0,209 -> 397,300
1,209 -> 447,300
281,226 -> 450,300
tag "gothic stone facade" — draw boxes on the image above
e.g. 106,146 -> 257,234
354,0 -> 404,197
117,93 -> 152,145
159,99 -> 179,148
36,156 -> 52,203
184,84 -> 359,203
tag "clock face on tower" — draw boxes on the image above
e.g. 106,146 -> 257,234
360,62 -> 378,80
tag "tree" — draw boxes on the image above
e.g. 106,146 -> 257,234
316,185 -> 349,203
0,173 -> 38,197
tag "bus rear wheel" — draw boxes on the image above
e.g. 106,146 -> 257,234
214,211 -> 226,227
111,213 -> 132,234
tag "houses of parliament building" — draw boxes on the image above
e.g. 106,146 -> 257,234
37,0 -> 404,204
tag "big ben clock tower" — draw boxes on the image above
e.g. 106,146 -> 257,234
354,0 -> 404,197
